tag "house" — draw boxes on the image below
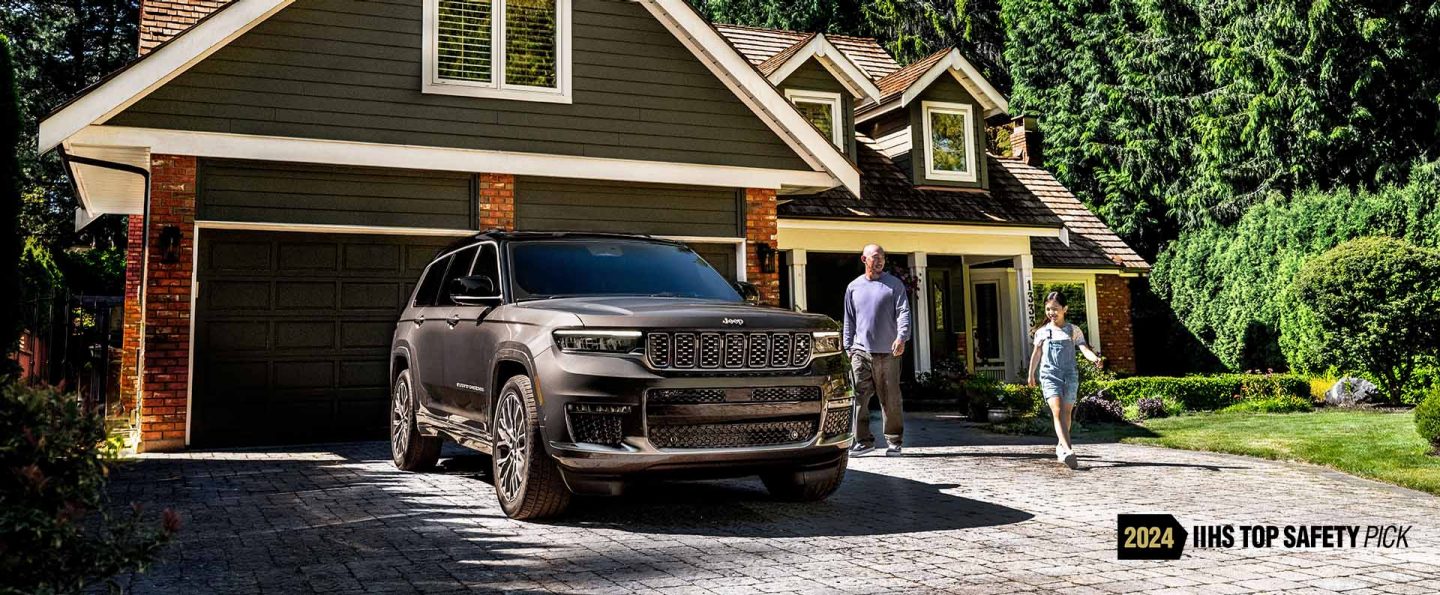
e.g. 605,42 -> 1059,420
38,0 -> 1147,451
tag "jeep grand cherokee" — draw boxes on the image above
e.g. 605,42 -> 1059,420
389,232 -> 854,519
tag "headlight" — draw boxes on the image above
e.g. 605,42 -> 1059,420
553,329 -> 643,354
812,331 -> 842,356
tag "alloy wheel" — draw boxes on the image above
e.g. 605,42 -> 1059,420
391,377 -> 412,458
494,389 -> 529,503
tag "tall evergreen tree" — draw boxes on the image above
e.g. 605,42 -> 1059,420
0,34 -> 21,373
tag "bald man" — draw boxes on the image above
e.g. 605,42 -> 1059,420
843,244 -> 911,456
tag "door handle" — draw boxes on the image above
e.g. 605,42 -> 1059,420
447,313 -> 461,327
414,315 -> 425,326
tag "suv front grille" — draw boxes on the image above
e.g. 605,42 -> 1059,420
567,412 -> 624,446
649,419 -> 818,449
647,331 -> 813,371
822,406 -> 852,438
647,386 -> 822,404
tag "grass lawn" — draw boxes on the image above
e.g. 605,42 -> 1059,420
1077,409 -> 1440,496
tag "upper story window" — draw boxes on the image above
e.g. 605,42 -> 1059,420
784,89 -> 844,149
921,101 -> 977,182
424,0 -> 572,103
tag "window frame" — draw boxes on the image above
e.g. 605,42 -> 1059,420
784,88 -> 844,149
422,0 -> 573,104
921,100 -> 978,182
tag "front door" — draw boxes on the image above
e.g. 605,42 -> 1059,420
443,242 -> 502,432
971,280 -> 1006,380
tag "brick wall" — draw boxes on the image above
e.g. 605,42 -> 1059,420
138,155 -> 197,452
478,173 -> 516,230
744,188 -> 780,306
117,216 -> 146,443
139,0 -> 230,55
1095,274 -> 1136,374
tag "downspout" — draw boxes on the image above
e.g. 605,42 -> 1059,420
57,147 -> 151,447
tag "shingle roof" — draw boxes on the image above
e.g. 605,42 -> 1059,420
755,33 -> 818,75
140,0 -> 231,54
714,24 -> 901,79
779,137 -> 1150,272
778,140 -> 1061,228
992,160 -> 1151,271
856,47 -> 949,116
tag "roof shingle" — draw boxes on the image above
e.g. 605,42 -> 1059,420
714,24 -> 901,79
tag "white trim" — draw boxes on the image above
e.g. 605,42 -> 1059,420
1034,267 -> 1142,278
784,89 -> 845,148
196,220 -> 478,236
780,217 -> 1061,238
1031,270 -> 1102,352
787,249 -> 807,311
909,252 -> 930,374
638,0 -> 860,197
69,126 -> 837,215
185,223 -> 199,447
1012,254 -> 1033,380
38,0 -> 295,154
921,101 -> 978,183
654,234 -> 746,281
421,0 -> 574,104
899,48 -> 1009,117
766,35 -> 883,101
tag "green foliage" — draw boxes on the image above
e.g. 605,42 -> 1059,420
0,35 -> 21,368
1100,374 -> 1309,411
1283,237 -> 1440,404
1220,394 -> 1314,414
0,382 -> 177,594
1415,388 -> 1440,452
1154,161 -> 1440,371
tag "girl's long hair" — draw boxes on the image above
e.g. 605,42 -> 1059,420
1030,291 -> 1068,334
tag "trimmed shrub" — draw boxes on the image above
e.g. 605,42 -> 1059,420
1220,394 -> 1315,414
1417,389 -> 1440,453
1137,397 -> 1168,419
1099,374 -> 1308,411
1283,237 -> 1440,404
0,382 -> 177,593
1076,392 -> 1125,424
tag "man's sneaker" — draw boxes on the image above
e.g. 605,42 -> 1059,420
885,444 -> 902,457
850,442 -> 875,455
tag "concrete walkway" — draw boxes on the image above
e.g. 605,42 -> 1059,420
102,414 -> 1440,594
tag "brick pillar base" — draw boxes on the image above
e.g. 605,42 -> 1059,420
116,215 -> 145,448
1096,275 -> 1136,374
479,173 -> 516,230
137,155 -> 196,452
744,188 -> 779,306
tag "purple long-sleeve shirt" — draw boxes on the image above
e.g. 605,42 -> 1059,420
842,272 -> 911,353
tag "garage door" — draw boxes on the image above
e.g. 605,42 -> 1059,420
192,229 -> 456,446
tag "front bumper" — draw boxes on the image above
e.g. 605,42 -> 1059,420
531,346 -> 854,482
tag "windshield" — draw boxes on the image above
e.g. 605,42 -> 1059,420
509,240 -> 742,301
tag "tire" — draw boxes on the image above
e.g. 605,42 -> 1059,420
761,454 -> 848,502
491,375 -> 571,519
391,368 -> 442,471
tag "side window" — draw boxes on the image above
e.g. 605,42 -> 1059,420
435,246 -> 480,306
471,243 -> 501,295
413,255 -> 455,307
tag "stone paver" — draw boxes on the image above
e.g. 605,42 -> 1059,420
102,414 -> 1440,593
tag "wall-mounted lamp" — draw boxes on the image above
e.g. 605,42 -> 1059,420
158,225 -> 182,264
756,242 -> 776,274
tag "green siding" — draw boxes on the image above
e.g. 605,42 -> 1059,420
515,177 -> 740,237
199,159 -> 476,230
778,59 -> 856,159
111,0 -> 810,171
909,75 -> 989,190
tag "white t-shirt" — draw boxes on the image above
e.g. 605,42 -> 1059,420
1033,322 -> 1086,348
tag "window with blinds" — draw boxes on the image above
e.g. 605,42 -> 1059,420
427,0 -> 569,101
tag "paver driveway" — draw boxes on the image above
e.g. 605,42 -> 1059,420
105,413 -> 1440,594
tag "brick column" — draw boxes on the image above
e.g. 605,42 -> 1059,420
138,155 -> 196,452
117,215 -> 145,443
1096,274 -> 1136,374
479,173 -> 516,230
744,188 -> 779,306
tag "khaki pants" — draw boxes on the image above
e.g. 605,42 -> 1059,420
850,350 -> 903,447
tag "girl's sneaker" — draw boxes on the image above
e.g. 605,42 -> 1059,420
1063,449 -> 1078,469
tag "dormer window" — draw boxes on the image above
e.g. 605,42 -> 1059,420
785,89 -> 844,148
921,101 -> 977,182
424,0 -> 572,103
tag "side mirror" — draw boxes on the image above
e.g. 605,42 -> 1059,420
449,275 -> 499,306
732,281 -> 760,305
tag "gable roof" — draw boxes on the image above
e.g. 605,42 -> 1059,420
140,0 -> 231,54
859,47 -> 1009,121
753,33 -> 882,101
779,135 -> 1150,272
715,24 -> 901,80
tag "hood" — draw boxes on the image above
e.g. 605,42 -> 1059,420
513,296 -> 837,331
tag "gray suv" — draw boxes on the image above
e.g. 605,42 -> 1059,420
390,231 -> 854,519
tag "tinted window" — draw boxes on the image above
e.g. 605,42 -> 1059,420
435,245 -> 479,306
413,254 -> 454,307
510,240 -> 741,301
472,243 -> 500,291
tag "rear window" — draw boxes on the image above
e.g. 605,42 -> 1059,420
509,240 -> 741,301
412,254 -> 453,307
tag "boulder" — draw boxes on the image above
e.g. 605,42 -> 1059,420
1325,377 -> 1378,406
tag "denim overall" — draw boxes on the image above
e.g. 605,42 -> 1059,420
1037,323 -> 1080,403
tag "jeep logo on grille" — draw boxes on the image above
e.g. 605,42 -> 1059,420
722,318 -> 745,326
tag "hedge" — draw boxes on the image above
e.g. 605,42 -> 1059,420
1099,374 -> 1309,411
1417,388 -> 1440,452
